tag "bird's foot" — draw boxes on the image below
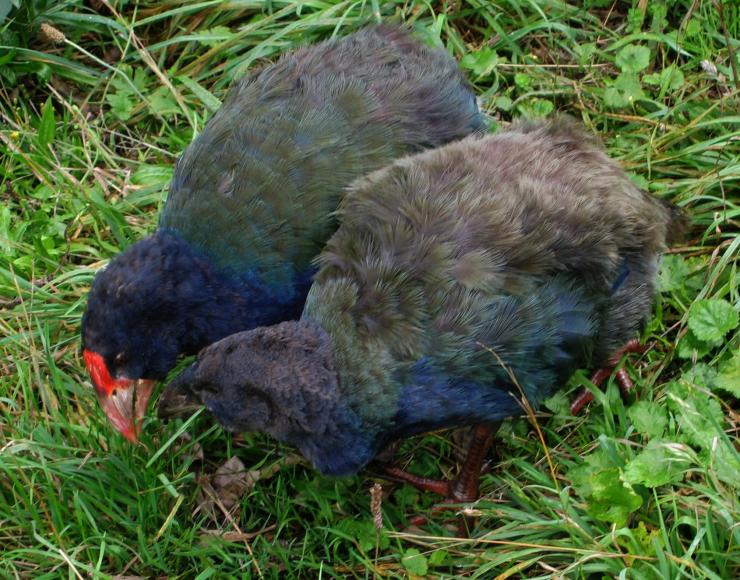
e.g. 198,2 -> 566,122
365,465 -> 468,535
570,339 -> 647,415
384,469 -> 479,537
384,467 -> 480,503
383,425 -> 495,537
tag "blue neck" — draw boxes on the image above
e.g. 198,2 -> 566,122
142,230 -> 316,356
182,264 -> 315,355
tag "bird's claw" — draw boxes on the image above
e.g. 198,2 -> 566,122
570,339 -> 647,415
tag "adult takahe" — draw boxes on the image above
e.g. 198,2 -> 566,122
81,25 -> 486,441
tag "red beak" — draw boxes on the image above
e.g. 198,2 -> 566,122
83,349 -> 155,442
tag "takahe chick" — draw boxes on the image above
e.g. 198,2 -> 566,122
158,118 -> 687,501
81,25 -> 486,441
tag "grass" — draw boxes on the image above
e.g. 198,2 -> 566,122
0,0 -> 738,577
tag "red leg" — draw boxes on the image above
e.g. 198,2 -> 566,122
607,339 -> 645,364
449,425 -> 494,502
570,339 -> 646,415
384,467 -> 451,497
385,425 -> 495,536
385,425 -> 495,502
615,368 -> 635,398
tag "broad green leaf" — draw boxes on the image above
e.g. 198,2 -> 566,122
37,97 -> 55,149
615,73 -> 645,101
544,390 -> 570,416
517,98 -> 554,117
666,381 -> 724,449
110,64 -> 135,94
106,92 -> 134,121
628,400 -> 667,438
575,42 -> 596,65
402,548 -> 428,576
0,0 -> 14,23
570,445 -> 642,525
649,2 -> 668,32
428,549 -> 448,566
659,254 -> 689,293
683,363 -> 718,389
677,329 -> 713,360
685,19 -> 701,37
177,75 -> 222,113
688,299 -> 738,343
643,72 -> 661,85
132,68 -> 148,92
616,44 -> 651,73
624,440 -> 692,487
31,184 -> 53,201
460,47 -> 498,77
571,455 -> 607,496
713,351 -> 740,397
514,72 -> 532,90
626,7 -> 645,33
660,66 -> 685,91
604,86 -> 629,109
149,87 -> 179,116
335,519 -> 387,553
191,26 -> 235,48
0,58 -> 17,86
131,165 -> 173,187
605,73 -> 645,108
628,171 -> 649,190
495,95 -> 513,111
35,62 -> 52,83
684,258 -> 708,293
711,440 -> 740,488
587,468 -> 643,525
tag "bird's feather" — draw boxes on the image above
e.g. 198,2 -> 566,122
160,118 -> 687,476
160,24 -> 485,287
82,25 -> 485,387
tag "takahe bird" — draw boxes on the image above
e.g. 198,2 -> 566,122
81,25 -> 486,441
158,118 -> 687,503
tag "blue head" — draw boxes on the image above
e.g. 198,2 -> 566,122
81,230 -> 309,441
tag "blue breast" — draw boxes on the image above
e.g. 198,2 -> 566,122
392,358 -> 525,438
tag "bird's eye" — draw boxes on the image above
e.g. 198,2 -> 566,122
114,352 -> 128,367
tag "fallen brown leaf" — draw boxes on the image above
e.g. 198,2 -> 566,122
195,454 -> 304,520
